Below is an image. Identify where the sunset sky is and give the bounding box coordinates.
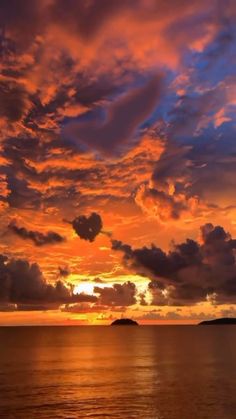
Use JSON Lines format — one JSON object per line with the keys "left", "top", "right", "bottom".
{"left": 0, "top": 0, "right": 236, "bottom": 325}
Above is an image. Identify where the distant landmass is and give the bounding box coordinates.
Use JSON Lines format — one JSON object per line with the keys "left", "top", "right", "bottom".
{"left": 111, "top": 318, "right": 139, "bottom": 326}
{"left": 199, "top": 317, "right": 236, "bottom": 325}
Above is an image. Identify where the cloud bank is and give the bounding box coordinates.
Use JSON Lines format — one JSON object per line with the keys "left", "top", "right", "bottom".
{"left": 112, "top": 223, "right": 236, "bottom": 305}
{"left": 0, "top": 254, "right": 97, "bottom": 310}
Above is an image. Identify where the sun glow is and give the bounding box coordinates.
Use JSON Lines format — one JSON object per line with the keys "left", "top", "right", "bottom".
{"left": 73, "top": 282, "right": 95, "bottom": 296}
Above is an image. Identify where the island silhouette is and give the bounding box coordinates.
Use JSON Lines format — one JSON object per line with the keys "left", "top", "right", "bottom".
{"left": 111, "top": 318, "right": 139, "bottom": 326}
{"left": 199, "top": 317, "right": 236, "bottom": 325}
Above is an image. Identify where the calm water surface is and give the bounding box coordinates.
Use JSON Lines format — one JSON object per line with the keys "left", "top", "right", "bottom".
{"left": 0, "top": 326, "right": 235, "bottom": 419}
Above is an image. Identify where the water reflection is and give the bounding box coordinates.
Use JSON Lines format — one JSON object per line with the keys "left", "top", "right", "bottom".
{"left": 0, "top": 326, "right": 236, "bottom": 418}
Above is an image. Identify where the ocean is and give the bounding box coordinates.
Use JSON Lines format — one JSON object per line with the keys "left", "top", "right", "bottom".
{"left": 0, "top": 326, "right": 235, "bottom": 419}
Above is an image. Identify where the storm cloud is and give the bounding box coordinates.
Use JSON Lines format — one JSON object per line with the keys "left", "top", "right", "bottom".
{"left": 112, "top": 224, "right": 236, "bottom": 305}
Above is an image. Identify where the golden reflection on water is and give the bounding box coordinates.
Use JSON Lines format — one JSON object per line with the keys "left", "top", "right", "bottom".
{"left": 0, "top": 326, "right": 236, "bottom": 418}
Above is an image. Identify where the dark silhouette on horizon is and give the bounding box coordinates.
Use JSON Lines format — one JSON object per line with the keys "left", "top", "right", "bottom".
{"left": 199, "top": 317, "right": 236, "bottom": 325}
{"left": 111, "top": 318, "right": 139, "bottom": 326}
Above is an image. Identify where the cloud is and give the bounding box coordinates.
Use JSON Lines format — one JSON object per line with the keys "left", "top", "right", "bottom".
{"left": 92, "top": 277, "right": 105, "bottom": 284}
{"left": 0, "top": 0, "right": 46, "bottom": 48}
{"left": 135, "top": 182, "right": 190, "bottom": 222}
{"left": 0, "top": 0, "right": 236, "bottom": 322}
{"left": 135, "top": 124, "right": 236, "bottom": 223}
{"left": 8, "top": 220, "right": 65, "bottom": 246}
{"left": 58, "top": 266, "right": 70, "bottom": 277}
{"left": 94, "top": 281, "right": 136, "bottom": 306}
{"left": 6, "top": 177, "right": 42, "bottom": 210}
{"left": 133, "top": 308, "right": 216, "bottom": 322}
{"left": 0, "top": 254, "right": 97, "bottom": 310}
{"left": 135, "top": 309, "right": 182, "bottom": 321}
{"left": 112, "top": 223, "right": 236, "bottom": 305}
{"left": 63, "top": 76, "right": 163, "bottom": 153}
{"left": 0, "top": 0, "right": 235, "bottom": 219}
{"left": 0, "top": 81, "right": 30, "bottom": 122}
{"left": 49, "top": 0, "right": 134, "bottom": 41}
{"left": 61, "top": 302, "right": 126, "bottom": 314}
{"left": 71, "top": 212, "right": 103, "bottom": 242}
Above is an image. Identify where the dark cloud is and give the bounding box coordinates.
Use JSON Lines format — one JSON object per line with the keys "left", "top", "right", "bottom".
{"left": 71, "top": 212, "right": 103, "bottom": 242}
{"left": 6, "top": 176, "right": 42, "bottom": 209}
{"left": 63, "top": 76, "right": 163, "bottom": 153}
{"left": 94, "top": 281, "right": 136, "bottom": 306}
{"left": 50, "top": 0, "right": 135, "bottom": 41}
{"left": 73, "top": 77, "right": 117, "bottom": 108}
{"left": 112, "top": 224, "right": 236, "bottom": 305}
{"left": 58, "top": 266, "right": 70, "bottom": 278}
{"left": 0, "top": 81, "right": 28, "bottom": 122}
{"left": 135, "top": 183, "right": 188, "bottom": 221}
{"left": 0, "top": 0, "right": 45, "bottom": 48}
{"left": 8, "top": 220, "right": 65, "bottom": 246}
{"left": 0, "top": 302, "right": 16, "bottom": 312}
{"left": 141, "top": 122, "right": 236, "bottom": 222}
{"left": 92, "top": 277, "right": 105, "bottom": 284}
{"left": 168, "top": 88, "right": 224, "bottom": 139}
{"left": 112, "top": 238, "right": 201, "bottom": 280}
{"left": 0, "top": 254, "right": 97, "bottom": 310}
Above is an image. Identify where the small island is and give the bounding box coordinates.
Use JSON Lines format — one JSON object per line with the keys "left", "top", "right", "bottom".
{"left": 199, "top": 317, "right": 236, "bottom": 325}
{"left": 111, "top": 318, "right": 139, "bottom": 326}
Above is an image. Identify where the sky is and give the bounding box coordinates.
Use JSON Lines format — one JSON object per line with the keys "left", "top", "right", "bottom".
{"left": 0, "top": 0, "right": 236, "bottom": 325}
